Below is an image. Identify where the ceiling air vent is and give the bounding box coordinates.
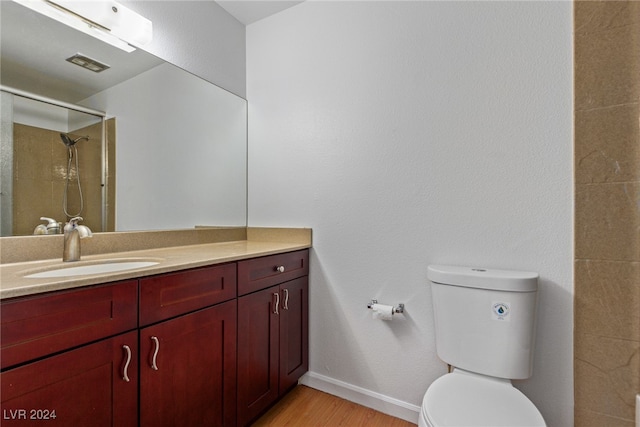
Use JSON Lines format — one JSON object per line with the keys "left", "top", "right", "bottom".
{"left": 66, "top": 53, "right": 110, "bottom": 73}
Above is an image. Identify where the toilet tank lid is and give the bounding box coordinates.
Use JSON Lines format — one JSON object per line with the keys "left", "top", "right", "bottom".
{"left": 427, "top": 265, "right": 538, "bottom": 292}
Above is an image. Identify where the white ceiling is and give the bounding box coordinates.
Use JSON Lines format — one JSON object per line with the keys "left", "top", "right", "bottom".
{"left": 215, "top": 0, "right": 304, "bottom": 25}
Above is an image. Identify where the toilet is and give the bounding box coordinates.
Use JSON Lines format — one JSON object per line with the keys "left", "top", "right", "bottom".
{"left": 419, "top": 265, "right": 546, "bottom": 427}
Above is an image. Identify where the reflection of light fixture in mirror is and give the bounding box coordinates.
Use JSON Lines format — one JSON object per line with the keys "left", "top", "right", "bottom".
{"left": 12, "top": 0, "right": 152, "bottom": 53}
{"left": 66, "top": 53, "right": 110, "bottom": 72}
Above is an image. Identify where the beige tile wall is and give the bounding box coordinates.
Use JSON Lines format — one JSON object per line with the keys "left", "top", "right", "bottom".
{"left": 12, "top": 120, "right": 114, "bottom": 235}
{"left": 105, "top": 118, "right": 116, "bottom": 232}
{"left": 574, "top": 1, "right": 640, "bottom": 425}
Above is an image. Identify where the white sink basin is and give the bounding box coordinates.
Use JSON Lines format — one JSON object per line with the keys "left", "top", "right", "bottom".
{"left": 25, "top": 261, "right": 160, "bottom": 279}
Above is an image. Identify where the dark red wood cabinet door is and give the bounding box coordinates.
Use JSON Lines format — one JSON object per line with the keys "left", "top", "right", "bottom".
{"left": 279, "top": 277, "right": 309, "bottom": 393}
{"left": 0, "top": 330, "right": 138, "bottom": 427}
{"left": 139, "top": 300, "right": 237, "bottom": 427}
{"left": 237, "top": 286, "right": 280, "bottom": 427}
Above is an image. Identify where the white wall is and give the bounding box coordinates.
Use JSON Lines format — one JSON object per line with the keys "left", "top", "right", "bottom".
{"left": 122, "top": 0, "right": 246, "bottom": 98}
{"left": 247, "top": 2, "right": 573, "bottom": 426}
{"left": 10, "top": 96, "right": 101, "bottom": 135}
{"left": 12, "top": 97, "right": 71, "bottom": 132}
{"left": 82, "top": 63, "right": 247, "bottom": 231}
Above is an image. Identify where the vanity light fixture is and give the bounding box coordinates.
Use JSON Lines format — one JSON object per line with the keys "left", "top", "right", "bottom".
{"left": 12, "top": 0, "right": 152, "bottom": 53}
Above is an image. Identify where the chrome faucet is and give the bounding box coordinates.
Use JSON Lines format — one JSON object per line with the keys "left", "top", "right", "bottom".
{"left": 63, "top": 217, "right": 92, "bottom": 262}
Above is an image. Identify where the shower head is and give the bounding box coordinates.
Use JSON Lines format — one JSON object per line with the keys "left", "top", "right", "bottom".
{"left": 60, "top": 133, "right": 89, "bottom": 147}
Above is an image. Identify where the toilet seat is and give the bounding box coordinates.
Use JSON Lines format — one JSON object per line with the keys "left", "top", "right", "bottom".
{"left": 421, "top": 370, "right": 546, "bottom": 427}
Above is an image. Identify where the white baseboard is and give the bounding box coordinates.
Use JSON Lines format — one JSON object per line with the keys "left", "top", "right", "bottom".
{"left": 299, "top": 371, "right": 421, "bottom": 424}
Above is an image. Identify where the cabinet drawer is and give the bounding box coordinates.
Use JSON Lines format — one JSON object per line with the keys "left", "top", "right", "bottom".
{"left": 1, "top": 280, "right": 138, "bottom": 370}
{"left": 139, "top": 263, "right": 236, "bottom": 326}
{"left": 238, "top": 250, "right": 309, "bottom": 296}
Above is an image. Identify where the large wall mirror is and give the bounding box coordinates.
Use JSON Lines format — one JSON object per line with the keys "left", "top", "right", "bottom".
{"left": 0, "top": 1, "right": 247, "bottom": 237}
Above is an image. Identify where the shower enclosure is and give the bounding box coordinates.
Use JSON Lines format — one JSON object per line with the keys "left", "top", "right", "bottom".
{"left": 0, "top": 89, "right": 114, "bottom": 236}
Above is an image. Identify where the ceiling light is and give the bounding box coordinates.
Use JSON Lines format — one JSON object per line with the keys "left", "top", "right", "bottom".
{"left": 12, "top": 0, "right": 152, "bottom": 53}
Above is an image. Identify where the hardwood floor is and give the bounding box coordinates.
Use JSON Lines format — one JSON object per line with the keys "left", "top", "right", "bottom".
{"left": 252, "top": 385, "right": 417, "bottom": 426}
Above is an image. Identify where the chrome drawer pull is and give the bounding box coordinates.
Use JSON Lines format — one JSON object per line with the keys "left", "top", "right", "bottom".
{"left": 151, "top": 336, "right": 160, "bottom": 370}
{"left": 122, "top": 345, "right": 132, "bottom": 382}
{"left": 275, "top": 265, "right": 285, "bottom": 273}
{"left": 273, "top": 292, "right": 280, "bottom": 315}
{"left": 282, "top": 289, "right": 289, "bottom": 310}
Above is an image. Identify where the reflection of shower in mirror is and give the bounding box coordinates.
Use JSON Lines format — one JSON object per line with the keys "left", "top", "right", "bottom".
{"left": 1, "top": 0, "right": 248, "bottom": 235}
{"left": 0, "top": 89, "right": 113, "bottom": 237}
{"left": 60, "top": 133, "right": 90, "bottom": 219}
{"left": 60, "top": 133, "right": 89, "bottom": 147}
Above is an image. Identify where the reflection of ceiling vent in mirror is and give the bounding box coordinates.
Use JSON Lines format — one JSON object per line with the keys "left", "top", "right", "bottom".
{"left": 65, "top": 53, "right": 110, "bottom": 73}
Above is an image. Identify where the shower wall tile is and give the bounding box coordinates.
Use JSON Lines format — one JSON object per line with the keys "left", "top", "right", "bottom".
{"left": 574, "top": 409, "right": 636, "bottom": 427}
{"left": 574, "top": 17, "right": 640, "bottom": 110}
{"left": 105, "top": 118, "right": 116, "bottom": 232}
{"left": 13, "top": 124, "right": 54, "bottom": 182}
{"left": 574, "top": 260, "right": 640, "bottom": 341}
{"left": 78, "top": 189, "right": 104, "bottom": 233}
{"left": 51, "top": 137, "right": 70, "bottom": 182}
{"left": 50, "top": 182, "right": 65, "bottom": 218}
{"left": 574, "top": 2, "right": 640, "bottom": 425}
{"left": 14, "top": 180, "right": 56, "bottom": 234}
{"left": 575, "top": 104, "right": 640, "bottom": 184}
{"left": 574, "top": 333, "right": 639, "bottom": 422}
{"left": 574, "top": 1, "right": 640, "bottom": 35}
{"left": 11, "top": 123, "right": 105, "bottom": 235}
{"left": 575, "top": 182, "right": 640, "bottom": 262}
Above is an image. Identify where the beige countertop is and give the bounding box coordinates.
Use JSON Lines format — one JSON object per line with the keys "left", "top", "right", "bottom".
{"left": 0, "top": 228, "right": 311, "bottom": 300}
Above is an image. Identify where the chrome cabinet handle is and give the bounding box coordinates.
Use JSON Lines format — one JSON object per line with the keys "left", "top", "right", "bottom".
{"left": 273, "top": 292, "right": 280, "bottom": 315}
{"left": 150, "top": 336, "right": 160, "bottom": 370}
{"left": 275, "top": 265, "right": 285, "bottom": 273}
{"left": 282, "top": 288, "right": 289, "bottom": 310}
{"left": 122, "top": 345, "right": 131, "bottom": 382}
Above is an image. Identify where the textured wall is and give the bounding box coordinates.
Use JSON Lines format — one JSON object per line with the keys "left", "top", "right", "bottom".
{"left": 574, "top": 2, "right": 640, "bottom": 426}
{"left": 247, "top": 2, "right": 573, "bottom": 425}
{"left": 122, "top": 0, "right": 246, "bottom": 98}
{"left": 82, "top": 63, "right": 247, "bottom": 231}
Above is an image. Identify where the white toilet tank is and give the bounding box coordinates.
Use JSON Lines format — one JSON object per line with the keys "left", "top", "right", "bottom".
{"left": 428, "top": 265, "right": 539, "bottom": 380}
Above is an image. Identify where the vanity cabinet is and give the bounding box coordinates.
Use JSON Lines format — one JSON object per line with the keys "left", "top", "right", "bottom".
{"left": 139, "top": 265, "right": 237, "bottom": 427}
{"left": 0, "top": 281, "right": 138, "bottom": 426}
{"left": 237, "top": 250, "right": 309, "bottom": 426}
{"left": 0, "top": 249, "right": 309, "bottom": 427}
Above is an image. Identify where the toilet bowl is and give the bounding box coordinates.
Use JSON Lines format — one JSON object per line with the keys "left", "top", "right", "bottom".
{"left": 418, "top": 369, "right": 545, "bottom": 427}
{"left": 424, "top": 265, "right": 547, "bottom": 427}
